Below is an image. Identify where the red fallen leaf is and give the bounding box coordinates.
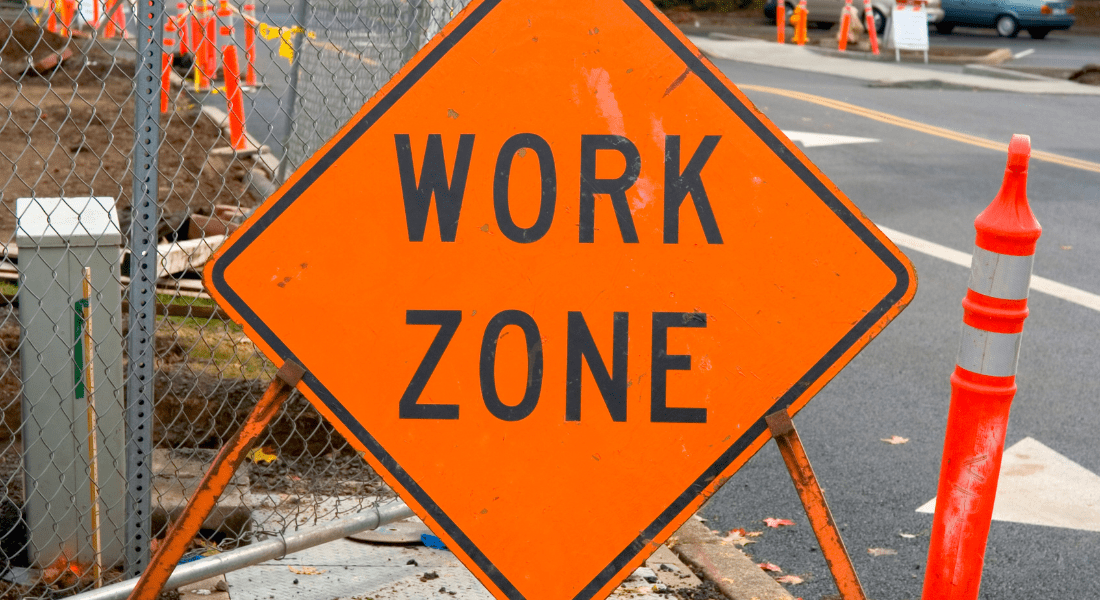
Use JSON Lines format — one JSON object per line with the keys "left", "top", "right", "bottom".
{"left": 764, "top": 518, "right": 795, "bottom": 528}
{"left": 776, "top": 574, "right": 804, "bottom": 584}
{"left": 758, "top": 562, "right": 782, "bottom": 572}
{"left": 730, "top": 528, "right": 747, "bottom": 536}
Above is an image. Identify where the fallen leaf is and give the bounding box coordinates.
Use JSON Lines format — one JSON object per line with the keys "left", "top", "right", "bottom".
{"left": 746, "top": 531, "right": 764, "bottom": 537}
{"left": 868, "top": 548, "right": 898, "bottom": 556}
{"left": 758, "top": 562, "right": 782, "bottom": 572}
{"left": 764, "top": 518, "right": 795, "bottom": 528}
{"left": 248, "top": 447, "right": 278, "bottom": 464}
{"left": 881, "top": 435, "right": 909, "bottom": 445}
{"left": 288, "top": 565, "right": 327, "bottom": 575}
{"left": 900, "top": 533, "right": 917, "bottom": 539}
{"left": 720, "top": 530, "right": 756, "bottom": 546}
{"left": 776, "top": 575, "right": 804, "bottom": 584}
{"left": 1061, "top": 245, "right": 1072, "bottom": 250}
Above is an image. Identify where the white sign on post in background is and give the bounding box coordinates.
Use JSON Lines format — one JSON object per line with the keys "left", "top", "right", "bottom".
{"left": 890, "top": 0, "right": 929, "bottom": 62}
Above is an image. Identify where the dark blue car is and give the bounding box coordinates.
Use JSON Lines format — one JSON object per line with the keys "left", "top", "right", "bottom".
{"left": 936, "top": 0, "right": 1075, "bottom": 38}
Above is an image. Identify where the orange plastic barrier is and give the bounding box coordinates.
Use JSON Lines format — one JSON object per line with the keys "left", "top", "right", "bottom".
{"left": 838, "top": 0, "right": 852, "bottom": 51}
{"left": 863, "top": 0, "right": 879, "bottom": 54}
{"left": 922, "top": 135, "right": 1041, "bottom": 600}
{"left": 162, "top": 19, "right": 178, "bottom": 113}
{"left": 242, "top": 2, "right": 258, "bottom": 87}
{"left": 223, "top": 45, "right": 248, "bottom": 151}
{"left": 776, "top": 0, "right": 786, "bottom": 43}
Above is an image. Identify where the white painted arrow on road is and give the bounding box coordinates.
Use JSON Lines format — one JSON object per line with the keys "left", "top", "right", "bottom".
{"left": 781, "top": 130, "right": 880, "bottom": 148}
{"left": 917, "top": 437, "right": 1100, "bottom": 532}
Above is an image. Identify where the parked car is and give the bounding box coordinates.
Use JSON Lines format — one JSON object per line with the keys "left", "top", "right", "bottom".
{"left": 765, "top": 0, "right": 945, "bottom": 34}
{"left": 936, "top": 0, "right": 1074, "bottom": 37}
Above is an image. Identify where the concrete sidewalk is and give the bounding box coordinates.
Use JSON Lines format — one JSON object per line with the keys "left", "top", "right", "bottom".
{"left": 170, "top": 514, "right": 795, "bottom": 600}
{"left": 689, "top": 35, "right": 1100, "bottom": 95}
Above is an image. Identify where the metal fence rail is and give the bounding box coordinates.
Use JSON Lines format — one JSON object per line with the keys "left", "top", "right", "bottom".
{"left": 0, "top": 0, "right": 467, "bottom": 595}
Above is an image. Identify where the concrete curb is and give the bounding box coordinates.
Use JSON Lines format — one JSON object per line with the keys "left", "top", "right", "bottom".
{"left": 669, "top": 518, "right": 795, "bottom": 600}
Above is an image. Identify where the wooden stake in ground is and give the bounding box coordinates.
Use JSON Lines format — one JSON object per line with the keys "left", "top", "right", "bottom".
{"left": 82, "top": 267, "right": 103, "bottom": 589}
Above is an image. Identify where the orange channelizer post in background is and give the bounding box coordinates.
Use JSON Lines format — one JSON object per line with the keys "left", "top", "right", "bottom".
{"left": 103, "top": 0, "right": 125, "bottom": 39}
{"left": 242, "top": 2, "right": 258, "bottom": 87}
{"left": 206, "top": 0, "right": 219, "bottom": 78}
{"left": 921, "top": 134, "right": 1041, "bottom": 600}
{"left": 223, "top": 45, "right": 248, "bottom": 151}
{"left": 175, "top": 0, "right": 190, "bottom": 55}
{"left": 863, "top": 0, "right": 879, "bottom": 54}
{"left": 776, "top": 0, "right": 786, "bottom": 43}
{"left": 192, "top": 0, "right": 212, "bottom": 91}
{"left": 45, "top": 0, "right": 58, "bottom": 34}
{"left": 162, "top": 19, "right": 178, "bottom": 113}
{"left": 838, "top": 0, "right": 852, "bottom": 50}
{"left": 93, "top": 0, "right": 100, "bottom": 32}
{"left": 59, "top": 0, "right": 76, "bottom": 36}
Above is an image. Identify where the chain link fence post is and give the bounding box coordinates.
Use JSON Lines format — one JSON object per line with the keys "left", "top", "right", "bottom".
{"left": 126, "top": 0, "right": 165, "bottom": 578}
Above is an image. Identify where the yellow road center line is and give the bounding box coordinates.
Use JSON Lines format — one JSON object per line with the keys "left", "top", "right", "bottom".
{"left": 739, "top": 84, "right": 1100, "bottom": 174}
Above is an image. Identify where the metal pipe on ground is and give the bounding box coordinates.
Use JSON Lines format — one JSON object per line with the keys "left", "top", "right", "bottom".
{"left": 65, "top": 500, "right": 414, "bottom": 600}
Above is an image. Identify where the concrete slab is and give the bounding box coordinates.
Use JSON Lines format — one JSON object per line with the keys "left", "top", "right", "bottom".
{"left": 223, "top": 513, "right": 708, "bottom": 600}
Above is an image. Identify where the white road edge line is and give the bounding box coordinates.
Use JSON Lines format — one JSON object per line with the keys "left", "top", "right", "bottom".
{"left": 876, "top": 225, "right": 1100, "bottom": 313}
{"left": 1014, "top": 49, "right": 1036, "bottom": 59}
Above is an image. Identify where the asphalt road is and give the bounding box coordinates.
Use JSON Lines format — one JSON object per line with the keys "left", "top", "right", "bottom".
{"left": 699, "top": 57, "right": 1100, "bottom": 600}
{"left": 929, "top": 27, "right": 1100, "bottom": 69}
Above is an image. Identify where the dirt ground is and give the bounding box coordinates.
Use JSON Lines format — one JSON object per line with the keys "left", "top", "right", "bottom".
{"left": 0, "top": 19, "right": 257, "bottom": 242}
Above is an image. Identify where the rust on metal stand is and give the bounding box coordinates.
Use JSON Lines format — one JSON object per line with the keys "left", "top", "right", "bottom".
{"left": 766, "top": 409, "right": 867, "bottom": 600}
{"left": 126, "top": 360, "right": 306, "bottom": 600}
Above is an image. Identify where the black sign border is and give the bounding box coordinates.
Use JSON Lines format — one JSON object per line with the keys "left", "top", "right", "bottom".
{"left": 210, "top": 1, "right": 912, "bottom": 598}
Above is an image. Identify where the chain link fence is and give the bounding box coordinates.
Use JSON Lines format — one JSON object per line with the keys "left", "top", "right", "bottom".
{"left": 0, "top": 0, "right": 467, "bottom": 595}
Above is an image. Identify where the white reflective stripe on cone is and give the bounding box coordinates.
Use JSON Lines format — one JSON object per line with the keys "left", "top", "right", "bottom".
{"left": 968, "top": 246, "right": 1035, "bottom": 301}
{"left": 957, "top": 324, "right": 1023, "bottom": 377}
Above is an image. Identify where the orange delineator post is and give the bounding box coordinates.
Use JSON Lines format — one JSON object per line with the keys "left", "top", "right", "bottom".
{"left": 175, "top": 0, "right": 190, "bottom": 56}
{"left": 863, "top": 0, "right": 879, "bottom": 54}
{"left": 223, "top": 45, "right": 248, "bottom": 151}
{"left": 838, "top": 0, "right": 853, "bottom": 50}
{"left": 776, "top": 0, "right": 786, "bottom": 43}
{"left": 59, "top": 0, "right": 76, "bottom": 36}
{"left": 204, "top": 0, "right": 218, "bottom": 79}
{"left": 242, "top": 2, "right": 258, "bottom": 87}
{"left": 93, "top": 0, "right": 100, "bottom": 31}
{"left": 103, "top": 0, "right": 125, "bottom": 39}
{"left": 192, "top": 0, "right": 213, "bottom": 91}
{"left": 921, "top": 135, "right": 1041, "bottom": 600}
{"left": 124, "top": 362, "right": 303, "bottom": 600}
{"left": 45, "top": 0, "right": 58, "bottom": 34}
{"left": 794, "top": 0, "right": 808, "bottom": 45}
{"left": 162, "top": 20, "right": 178, "bottom": 113}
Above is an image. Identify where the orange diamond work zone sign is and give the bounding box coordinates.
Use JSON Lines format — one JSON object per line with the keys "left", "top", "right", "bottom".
{"left": 206, "top": 0, "right": 916, "bottom": 598}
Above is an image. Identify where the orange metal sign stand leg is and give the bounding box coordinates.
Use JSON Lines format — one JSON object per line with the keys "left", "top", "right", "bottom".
{"left": 766, "top": 410, "right": 868, "bottom": 600}
{"left": 126, "top": 361, "right": 305, "bottom": 600}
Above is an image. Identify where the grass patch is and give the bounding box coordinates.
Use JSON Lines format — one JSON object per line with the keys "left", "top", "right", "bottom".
{"left": 158, "top": 303, "right": 274, "bottom": 380}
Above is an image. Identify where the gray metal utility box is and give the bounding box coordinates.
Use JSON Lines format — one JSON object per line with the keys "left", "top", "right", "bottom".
{"left": 16, "top": 197, "right": 125, "bottom": 570}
